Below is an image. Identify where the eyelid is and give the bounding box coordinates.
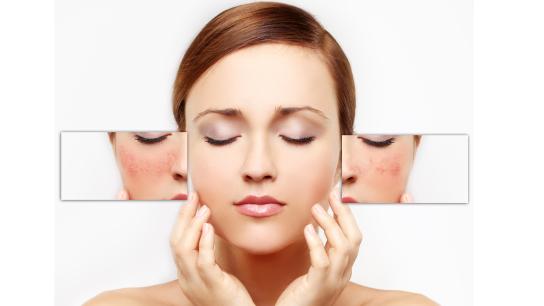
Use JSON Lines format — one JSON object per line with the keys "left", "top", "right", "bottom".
{"left": 204, "top": 135, "right": 240, "bottom": 146}
{"left": 358, "top": 134, "right": 395, "bottom": 141}
{"left": 134, "top": 133, "right": 172, "bottom": 144}
{"left": 135, "top": 132, "right": 172, "bottom": 138}
{"left": 280, "top": 135, "right": 315, "bottom": 145}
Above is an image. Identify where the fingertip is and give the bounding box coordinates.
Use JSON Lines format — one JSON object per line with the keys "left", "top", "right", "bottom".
{"left": 304, "top": 224, "right": 317, "bottom": 236}
{"left": 116, "top": 189, "right": 128, "bottom": 200}
{"left": 400, "top": 193, "right": 413, "bottom": 203}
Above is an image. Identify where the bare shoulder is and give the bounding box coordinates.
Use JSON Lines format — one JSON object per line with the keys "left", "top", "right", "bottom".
{"left": 336, "top": 282, "right": 439, "bottom": 306}
{"left": 82, "top": 281, "right": 189, "bottom": 306}
{"left": 83, "top": 289, "right": 148, "bottom": 306}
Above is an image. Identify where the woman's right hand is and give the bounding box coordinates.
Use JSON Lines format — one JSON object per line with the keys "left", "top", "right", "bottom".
{"left": 170, "top": 192, "right": 255, "bottom": 306}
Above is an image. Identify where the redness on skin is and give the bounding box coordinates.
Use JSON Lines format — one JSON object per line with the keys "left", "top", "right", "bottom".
{"left": 118, "top": 145, "right": 177, "bottom": 177}
{"left": 373, "top": 158, "right": 401, "bottom": 176}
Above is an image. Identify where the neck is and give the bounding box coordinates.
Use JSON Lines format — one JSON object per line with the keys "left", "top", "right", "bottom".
{"left": 215, "top": 235, "right": 311, "bottom": 306}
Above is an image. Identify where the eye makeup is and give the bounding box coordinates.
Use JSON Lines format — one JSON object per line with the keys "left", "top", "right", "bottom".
{"left": 358, "top": 135, "right": 396, "bottom": 148}
{"left": 276, "top": 116, "right": 321, "bottom": 145}
{"left": 134, "top": 132, "right": 172, "bottom": 145}
{"left": 204, "top": 135, "right": 241, "bottom": 146}
{"left": 279, "top": 135, "right": 316, "bottom": 145}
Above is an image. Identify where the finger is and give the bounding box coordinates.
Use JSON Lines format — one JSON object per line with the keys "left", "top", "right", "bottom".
{"left": 170, "top": 191, "right": 199, "bottom": 245}
{"left": 173, "top": 203, "right": 210, "bottom": 285}
{"left": 303, "top": 224, "right": 329, "bottom": 283}
{"left": 400, "top": 193, "right": 413, "bottom": 203}
{"left": 328, "top": 189, "right": 363, "bottom": 248}
{"left": 311, "top": 204, "right": 349, "bottom": 275}
{"left": 116, "top": 189, "right": 129, "bottom": 200}
{"left": 180, "top": 204, "right": 210, "bottom": 252}
{"left": 197, "top": 223, "right": 222, "bottom": 286}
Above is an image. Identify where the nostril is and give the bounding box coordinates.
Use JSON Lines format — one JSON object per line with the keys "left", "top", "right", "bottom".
{"left": 174, "top": 173, "right": 186, "bottom": 181}
{"left": 343, "top": 176, "right": 356, "bottom": 185}
{"left": 244, "top": 173, "right": 273, "bottom": 183}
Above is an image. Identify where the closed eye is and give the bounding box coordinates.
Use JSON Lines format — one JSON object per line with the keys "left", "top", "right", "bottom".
{"left": 204, "top": 136, "right": 241, "bottom": 146}
{"left": 359, "top": 137, "right": 395, "bottom": 148}
{"left": 280, "top": 135, "right": 315, "bottom": 145}
{"left": 135, "top": 133, "right": 171, "bottom": 144}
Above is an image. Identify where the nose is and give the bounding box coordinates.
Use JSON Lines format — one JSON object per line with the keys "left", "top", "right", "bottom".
{"left": 172, "top": 134, "right": 188, "bottom": 182}
{"left": 341, "top": 145, "right": 358, "bottom": 185}
{"left": 241, "top": 135, "right": 277, "bottom": 183}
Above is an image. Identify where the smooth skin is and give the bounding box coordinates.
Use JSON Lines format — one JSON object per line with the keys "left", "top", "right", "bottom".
{"left": 85, "top": 189, "right": 437, "bottom": 306}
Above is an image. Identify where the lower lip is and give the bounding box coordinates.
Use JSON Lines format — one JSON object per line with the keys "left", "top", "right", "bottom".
{"left": 342, "top": 197, "right": 358, "bottom": 203}
{"left": 171, "top": 194, "right": 188, "bottom": 200}
{"left": 235, "top": 203, "right": 284, "bottom": 217}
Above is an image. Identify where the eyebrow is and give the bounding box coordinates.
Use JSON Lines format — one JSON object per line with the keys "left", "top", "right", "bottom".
{"left": 193, "top": 106, "right": 329, "bottom": 122}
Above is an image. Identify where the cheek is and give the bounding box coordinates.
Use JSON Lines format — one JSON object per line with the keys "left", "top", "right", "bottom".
{"left": 118, "top": 146, "right": 176, "bottom": 179}
{"left": 281, "top": 147, "right": 337, "bottom": 204}
{"left": 190, "top": 147, "right": 233, "bottom": 203}
{"left": 361, "top": 153, "right": 411, "bottom": 191}
{"left": 373, "top": 157, "right": 402, "bottom": 176}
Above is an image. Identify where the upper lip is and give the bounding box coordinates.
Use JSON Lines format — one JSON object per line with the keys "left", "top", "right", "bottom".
{"left": 234, "top": 195, "right": 285, "bottom": 205}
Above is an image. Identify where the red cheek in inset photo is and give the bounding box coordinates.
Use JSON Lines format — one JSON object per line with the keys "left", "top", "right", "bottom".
{"left": 118, "top": 145, "right": 177, "bottom": 178}
{"left": 373, "top": 156, "right": 402, "bottom": 177}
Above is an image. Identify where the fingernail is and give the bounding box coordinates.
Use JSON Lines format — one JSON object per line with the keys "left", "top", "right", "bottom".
{"left": 196, "top": 205, "right": 209, "bottom": 218}
{"left": 313, "top": 204, "right": 326, "bottom": 215}
{"left": 305, "top": 224, "right": 316, "bottom": 236}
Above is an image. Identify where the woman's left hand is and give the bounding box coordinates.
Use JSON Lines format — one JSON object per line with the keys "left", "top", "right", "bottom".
{"left": 275, "top": 188, "right": 363, "bottom": 306}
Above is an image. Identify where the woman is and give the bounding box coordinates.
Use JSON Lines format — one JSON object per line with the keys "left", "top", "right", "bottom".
{"left": 341, "top": 134, "right": 421, "bottom": 203}
{"left": 87, "top": 3, "right": 436, "bottom": 305}
{"left": 109, "top": 131, "right": 188, "bottom": 200}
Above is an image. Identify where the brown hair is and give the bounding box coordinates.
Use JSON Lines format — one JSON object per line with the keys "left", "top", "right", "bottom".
{"left": 172, "top": 1, "right": 355, "bottom": 134}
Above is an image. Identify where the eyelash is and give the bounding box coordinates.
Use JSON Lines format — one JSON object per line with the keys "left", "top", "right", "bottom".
{"left": 359, "top": 137, "right": 395, "bottom": 148}
{"left": 203, "top": 136, "right": 240, "bottom": 146}
{"left": 280, "top": 135, "right": 315, "bottom": 145}
{"left": 203, "top": 135, "right": 316, "bottom": 146}
{"left": 135, "top": 134, "right": 170, "bottom": 144}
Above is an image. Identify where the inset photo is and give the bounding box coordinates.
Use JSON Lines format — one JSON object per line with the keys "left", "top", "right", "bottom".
{"left": 341, "top": 134, "right": 468, "bottom": 203}
{"left": 60, "top": 131, "right": 187, "bottom": 200}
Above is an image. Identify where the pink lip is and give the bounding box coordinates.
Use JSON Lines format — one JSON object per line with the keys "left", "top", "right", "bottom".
{"left": 170, "top": 194, "right": 188, "bottom": 201}
{"left": 234, "top": 195, "right": 285, "bottom": 218}
{"left": 341, "top": 196, "right": 358, "bottom": 203}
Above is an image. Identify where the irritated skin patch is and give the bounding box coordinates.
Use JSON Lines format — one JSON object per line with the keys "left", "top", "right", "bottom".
{"left": 118, "top": 145, "right": 177, "bottom": 177}
{"left": 373, "top": 159, "right": 401, "bottom": 176}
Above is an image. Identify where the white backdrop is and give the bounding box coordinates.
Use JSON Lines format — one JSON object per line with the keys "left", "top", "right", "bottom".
{"left": 55, "top": 1, "right": 472, "bottom": 305}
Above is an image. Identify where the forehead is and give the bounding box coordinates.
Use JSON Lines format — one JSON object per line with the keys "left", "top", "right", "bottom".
{"left": 185, "top": 43, "right": 337, "bottom": 121}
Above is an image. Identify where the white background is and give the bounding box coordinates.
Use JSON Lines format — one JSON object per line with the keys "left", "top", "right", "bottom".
{"left": 61, "top": 132, "right": 469, "bottom": 203}
{"left": 5, "top": 1, "right": 544, "bottom": 306}
{"left": 54, "top": 1, "right": 472, "bottom": 306}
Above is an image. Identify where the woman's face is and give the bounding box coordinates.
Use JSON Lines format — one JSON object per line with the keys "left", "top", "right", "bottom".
{"left": 112, "top": 132, "right": 187, "bottom": 200}
{"left": 186, "top": 43, "right": 340, "bottom": 254}
{"left": 341, "top": 135, "right": 417, "bottom": 203}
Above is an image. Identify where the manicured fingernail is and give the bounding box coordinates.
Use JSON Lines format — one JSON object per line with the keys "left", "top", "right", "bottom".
{"left": 196, "top": 205, "right": 209, "bottom": 218}
{"left": 305, "top": 224, "right": 316, "bottom": 236}
{"left": 313, "top": 204, "right": 326, "bottom": 215}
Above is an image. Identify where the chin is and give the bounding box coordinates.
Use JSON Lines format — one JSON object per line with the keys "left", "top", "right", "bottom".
{"left": 220, "top": 221, "right": 298, "bottom": 255}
